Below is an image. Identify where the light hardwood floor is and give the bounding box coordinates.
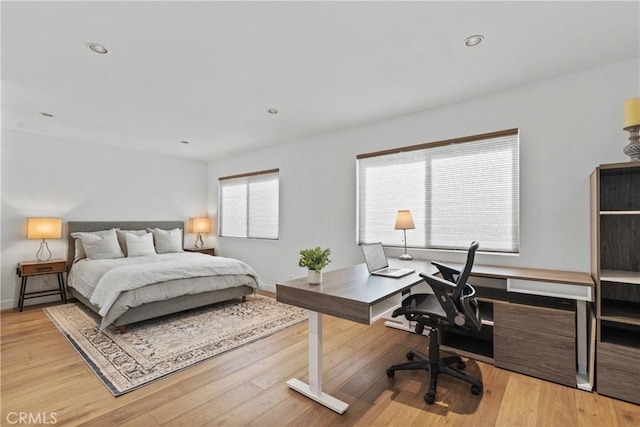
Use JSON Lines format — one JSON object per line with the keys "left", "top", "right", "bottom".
{"left": 1, "top": 301, "right": 639, "bottom": 427}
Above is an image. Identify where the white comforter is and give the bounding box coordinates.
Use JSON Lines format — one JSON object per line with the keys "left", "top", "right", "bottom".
{"left": 68, "top": 252, "right": 259, "bottom": 319}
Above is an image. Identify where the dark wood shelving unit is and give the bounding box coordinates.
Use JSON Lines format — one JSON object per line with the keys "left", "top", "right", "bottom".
{"left": 590, "top": 162, "right": 640, "bottom": 404}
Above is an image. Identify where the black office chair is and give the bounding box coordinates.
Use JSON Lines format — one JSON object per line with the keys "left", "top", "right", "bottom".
{"left": 386, "top": 241, "right": 483, "bottom": 404}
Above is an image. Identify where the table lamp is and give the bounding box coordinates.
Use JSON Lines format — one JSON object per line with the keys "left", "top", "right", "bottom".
{"left": 27, "top": 217, "right": 62, "bottom": 261}
{"left": 623, "top": 97, "right": 640, "bottom": 161}
{"left": 395, "top": 210, "right": 415, "bottom": 260}
{"left": 188, "top": 217, "right": 211, "bottom": 248}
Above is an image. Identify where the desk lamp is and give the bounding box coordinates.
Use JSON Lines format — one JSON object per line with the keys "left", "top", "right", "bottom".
{"left": 395, "top": 210, "right": 415, "bottom": 260}
{"left": 27, "top": 217, "right": 62, "bottom": 261}
{"left": 188, "top": 217, "right": 211, "bottom": 248}
{"left": 623, "top": 97, "right": 640, "bottom": 161}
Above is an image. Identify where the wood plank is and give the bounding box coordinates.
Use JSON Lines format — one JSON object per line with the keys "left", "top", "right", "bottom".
{"left": 494, "top": 374, "right": 541, "bottom": 427}
{"left": 574, "top": 386, "right": 619, "bottom": 427}
{"left": 536, "top": 380, "right": 578, "bottom": 427}
{"left": 1, "top": 304, "right": 636, "bottom": 427}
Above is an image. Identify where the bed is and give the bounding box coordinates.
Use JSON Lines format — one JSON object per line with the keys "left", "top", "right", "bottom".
{"left": 66, "top": 221, "right": 259, "bottom": 333}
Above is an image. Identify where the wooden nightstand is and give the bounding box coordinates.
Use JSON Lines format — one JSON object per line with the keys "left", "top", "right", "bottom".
{"left": 184, "top": 247, "right": 216, "bottom": 256}
{"left": 17, "top": 259, "right": 67, "bottom": 311}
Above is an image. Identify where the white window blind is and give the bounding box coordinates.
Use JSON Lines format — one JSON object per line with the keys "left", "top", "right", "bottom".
{"left": 219, "top": 169, "right": 279, "bottom": 239}
{"left": 357, "top": 129, "right": 519, "bottom": 253}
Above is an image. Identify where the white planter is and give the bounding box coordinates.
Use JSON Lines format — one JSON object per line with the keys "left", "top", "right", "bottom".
{"left": 308, "top": 269, "right": 322, "bottom": 285}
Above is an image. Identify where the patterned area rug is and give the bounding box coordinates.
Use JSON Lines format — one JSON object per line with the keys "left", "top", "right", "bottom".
{"left": 43, "top": 294, "right": 307, "bottom": 396}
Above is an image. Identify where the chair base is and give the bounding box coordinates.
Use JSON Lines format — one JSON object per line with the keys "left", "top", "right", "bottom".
{"left": 387, "top": 329, "right": 483, "bottom": 404}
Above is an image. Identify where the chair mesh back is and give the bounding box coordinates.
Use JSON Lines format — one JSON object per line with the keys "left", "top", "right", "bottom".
{"left": 452, "top": 241, "right": 479, "bottom": 300}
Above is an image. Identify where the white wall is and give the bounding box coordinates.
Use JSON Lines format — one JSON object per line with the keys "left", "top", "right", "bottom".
{"left": 209, "top": 59, "right": 640, "bottom": 291}
{"left": 0, "top": 130, "right": 209, "bottom": 308}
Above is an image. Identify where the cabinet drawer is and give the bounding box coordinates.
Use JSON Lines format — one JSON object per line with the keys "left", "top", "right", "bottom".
{"left": 597, "top": 342, "right": 640, "bottom": 404}
{"left": 494, "top": 302, "right": 575, "bottom": 337}
{"left": 495, "top": 325, "right": 576, "bottom": 387}
{"left": 598, "top": 341, "right": 640, "bottom": 368}
{"left": 20, "top": 261, "right": 66, "bottom": 276}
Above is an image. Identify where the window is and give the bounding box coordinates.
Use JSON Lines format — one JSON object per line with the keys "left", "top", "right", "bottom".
{"left": 219, "top": 169, "right": 279, "bottom": 239}
{"left": 357, "top": 129, "right": 519, "bottom": 253}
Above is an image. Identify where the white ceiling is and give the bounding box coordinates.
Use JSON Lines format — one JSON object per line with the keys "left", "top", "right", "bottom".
{"left": 2, "top": 1, "right": 639, "bottom": 161}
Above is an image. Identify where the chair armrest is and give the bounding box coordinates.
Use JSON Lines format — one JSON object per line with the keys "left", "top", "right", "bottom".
{"left": 419, "top": 272, "right": 456, "bottom": 293}
{"left": 431, "top": 261, "right": 460, "bottom": 283}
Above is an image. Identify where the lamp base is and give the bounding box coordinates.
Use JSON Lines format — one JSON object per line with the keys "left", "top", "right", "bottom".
{"left": 36, "top": 239, "right": 52, "bottom": 262}
{"left": 623, "top": 126, "right": 640, "bottom": 161}
{"left": 399, "top": 253, "right": 413, "bottom": 261}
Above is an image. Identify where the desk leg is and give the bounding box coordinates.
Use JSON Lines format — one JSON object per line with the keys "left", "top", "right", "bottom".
{"left": 286, "top": 310, "right": 349, "bottom": 414}
{"left": 576, "top": 300, "right": 592, "bottom": 391}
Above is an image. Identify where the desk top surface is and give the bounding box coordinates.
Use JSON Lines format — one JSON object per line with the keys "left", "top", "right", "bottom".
{"left": 276, "top": 263, "right": 436, "bottom": 306}
{"left": 436, "top": 262, "right": 593, "bottom": 286}
{"left": 276, "top": 260, "right": 593, "bottom": 323}
{"left": 277, "top": 259, "right": 593, "bottom": 304}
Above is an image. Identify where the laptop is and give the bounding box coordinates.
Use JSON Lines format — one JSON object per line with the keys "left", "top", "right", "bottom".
{"left": 361, "top": 242, "right": 415, "bottom": 278}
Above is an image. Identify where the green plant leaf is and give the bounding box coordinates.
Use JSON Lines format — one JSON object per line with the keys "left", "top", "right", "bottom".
{"left": 298, "top": 246, "right": 332, "bottom": 271}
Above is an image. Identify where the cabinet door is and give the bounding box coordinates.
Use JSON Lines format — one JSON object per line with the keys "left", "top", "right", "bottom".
{"left": 494, "top": 325, "right": 576, "bottom": 387}
{"left": 494, "top": 301, "right": 575, "bottom": 337}
{"left": 597, "top": 342, "right": 640, "bottom": 405}
{"left": 494, "top": 302, "right": 576, "bottom": 387}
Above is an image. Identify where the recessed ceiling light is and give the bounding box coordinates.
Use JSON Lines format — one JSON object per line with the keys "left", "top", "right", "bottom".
{"left": 88, "top": 43, "right": 108, "bottom": 54}
{"left": 39, "top": 112, "right": 54, "bottom": 117}
{"left": 464, "top": 35, "right": 484, "bottom": 47}
{"left": 181, "top": 140, "right": 190, "bottom": 144}
{"left": 267, "top": 109, "right": 278, "bottom": 115}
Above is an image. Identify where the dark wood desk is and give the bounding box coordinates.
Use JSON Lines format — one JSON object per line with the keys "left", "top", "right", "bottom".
{"left": 278, "top": 260, "right": 596, "bottom": 412}
{"left": 276, "top": 263, "right": 435, "bottom": 413}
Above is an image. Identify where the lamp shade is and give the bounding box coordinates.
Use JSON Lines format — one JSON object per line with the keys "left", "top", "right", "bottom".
{"left": 26, "top": 217, "right": 62, "bottom": 239}
{"left": 188, "top": 217, "right": 211, "bottom": 234}
{"left": 624, "top": 97, "right": 640, "bottom": 129}
{"left": 394, "top": 210, "right": 415, "bottom": 230}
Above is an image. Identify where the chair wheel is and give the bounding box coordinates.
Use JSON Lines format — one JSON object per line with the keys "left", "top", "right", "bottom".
{"left": 471, "top": 384, "right": 482, "bottom": 395}
{"left": 457, "top": 361, "right": 466, "bottom": 370}
{"left": 386, "top": 369, "right": 395, "bottom": 378}
{"left": 406, "top": 352, "right": 415, "bottom": 360}
{"left": 424, "top": 392, "right": 436, "bottom": 404}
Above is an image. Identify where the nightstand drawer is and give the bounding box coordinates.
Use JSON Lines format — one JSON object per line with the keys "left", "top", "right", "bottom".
{"left": 19, "top": 260, "right": 66, "bottom": 276}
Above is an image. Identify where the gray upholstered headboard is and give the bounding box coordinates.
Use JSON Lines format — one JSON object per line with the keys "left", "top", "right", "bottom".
{"left": 67, "top": 220, "right": 185, "bottom": 269}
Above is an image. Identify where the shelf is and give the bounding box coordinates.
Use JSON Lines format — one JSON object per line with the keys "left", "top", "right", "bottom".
{"left": 478, "top": 300, "right": 494, "bottom": 325}
{"left": 600, "top": 270, "right": 640, "bottom": 285}
{"left": 600, "top": 323, "right": 640, "bottom": 348}
{"left": 440, "top": 324, "right": 494, "bottom": 362}
{"left": 599, "top": 165, "right": 640, "bottom": 211}
{"left": 600, "top": 299, "right": 640, "bottom": 326}
{"left": 600, "top": 211, "right": 640, "bottom": 215}
{"left": 476, "top": 286, "right": 509, "bottom": 302}
{"left": 441, "top": 345, "right": 494, "bottom": 365}
{"left": 440, "top": 333, "right": 494, "bottom": 363}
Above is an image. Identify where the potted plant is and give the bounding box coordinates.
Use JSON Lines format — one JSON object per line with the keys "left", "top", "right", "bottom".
{"left": 298, "top": 246, "right": 331, "bottom": 284}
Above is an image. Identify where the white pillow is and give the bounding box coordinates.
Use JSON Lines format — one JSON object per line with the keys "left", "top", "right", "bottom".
{"left": 126, "top": 232, "right": 156, "bottom": 257}
{"left": 71, "top": 228, "right": 119, "bottom": 262}
{"left": 73, "top": 238, "right": 86, "bottom": 263}
{"left": 73, "top": 228, "right": 124, "bottom": 260}
{"left": 116, "top": 229, "right": 148, "bottom": 256}
{"left": 148, "top": 227, "right": 184, "bottom": 254}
